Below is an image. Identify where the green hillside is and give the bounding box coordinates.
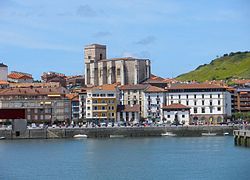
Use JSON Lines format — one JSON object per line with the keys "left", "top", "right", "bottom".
{"left": 176, "top": 52, "right": 250, "bottom": 82}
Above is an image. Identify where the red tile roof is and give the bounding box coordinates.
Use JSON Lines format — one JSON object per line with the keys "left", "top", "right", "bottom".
{"left": 162, "top": 103, "right": 190, "bottom": 110}
{"left": 66, "top": 93, "right": 79, "bottom": 101}
{"left": 91, "top": 84, "right": 119, "bottom": 91}
{"left": 0, "top": 87, "right": 68, "bottom": 96}
{"left": 167, "top": 83, "right": 226, "bottom": 90}
{"left": 0, "top": 80, "right": 9, "bottom": 85}
{"left": 120, "top": 84, "right": 149, "bottom": 90}
{"left": 117, "top": 104, "right": 140, "bottom": 112}
{"left": 144, "top": 85, "right": 165, "bottom": 93}
{"left": 8, "top": 73, "right": 33, "bottom": 80}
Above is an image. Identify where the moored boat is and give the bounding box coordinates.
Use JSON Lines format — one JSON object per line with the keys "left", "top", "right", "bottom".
{"left": 73, "top": 134, "right": 88, "bottom": 138}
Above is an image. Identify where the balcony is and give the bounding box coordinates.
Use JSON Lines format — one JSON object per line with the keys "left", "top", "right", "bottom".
{"left": 92, "top": 109, "right": 107, "bottom": 112}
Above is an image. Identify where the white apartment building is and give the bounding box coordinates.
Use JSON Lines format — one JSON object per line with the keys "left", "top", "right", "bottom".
{"left": 166, "top": 84, "right": 232, "bottom": 124}
{"left": 162, "top": 103, "right": 190, "bottom": 125}
{"left": 143, "top": 85, "right": 166, "bottom": 122}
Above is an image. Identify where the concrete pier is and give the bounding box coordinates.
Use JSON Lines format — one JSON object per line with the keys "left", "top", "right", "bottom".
{"left": 234, "top": 130, "right": 250, "bottom": 147}
{"left": 0, "top": 125, "right": 240, "bottom": 140}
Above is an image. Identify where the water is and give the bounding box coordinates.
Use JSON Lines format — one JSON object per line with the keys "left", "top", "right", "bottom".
{"left": 0, "top": 137, "right": 249, "bottom": 180}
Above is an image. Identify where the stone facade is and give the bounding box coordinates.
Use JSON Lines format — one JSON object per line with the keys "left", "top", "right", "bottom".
{"left": 84, "top": 44, "right": 151, "bottom": 86}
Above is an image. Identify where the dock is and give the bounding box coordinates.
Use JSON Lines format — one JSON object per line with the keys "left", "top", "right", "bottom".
{"left": 234, "top": 130, "right": 250, "bottom": 147}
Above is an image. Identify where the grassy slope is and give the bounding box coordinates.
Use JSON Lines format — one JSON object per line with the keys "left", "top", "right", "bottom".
{"left": 176, "top": 52, "right": 250, "bottom": 82}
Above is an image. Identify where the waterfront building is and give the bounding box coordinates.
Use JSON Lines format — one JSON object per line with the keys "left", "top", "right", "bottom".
{"left": 85, "top": 84, "right": 119, "bottom": 123}
{"left": 8, "top": 71, "right": 33, "bottom": 83}
{"left": 143, "top": 85, "right": 166, "bottom": 122}
{"left": 0, "top": 87, "right": 70, "bottom": 124}
{"left": 84, "top": 44, "right": 151, "bottom": 86}
{"left": 233, "top": 87, "right": 250, "bottom": 112}
{"left": 0, "top": 63, "right": 8, "bottom": 81}
{"left": 66, "top": 94, "right": 80, "bottom": 122}
{"left": 78, "top": 88, "right": 88, "bottom": 121}
{"left": 119, "top": 84, "right": 149, "bottom": 120}
{"left": 117, "top": 104, "right": 140, "bottom": 123}
{"left": 162, "top": 103, "right": 190, "bottom": 125}
{"left": 166, "top": 84, "right": 232, "bottom": 124}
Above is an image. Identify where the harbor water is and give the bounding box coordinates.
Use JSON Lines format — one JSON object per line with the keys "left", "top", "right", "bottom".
{"left": 0, "top": 136, "right": 250, "bottom": 180}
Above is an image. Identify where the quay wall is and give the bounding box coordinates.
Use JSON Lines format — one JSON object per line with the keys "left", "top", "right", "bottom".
{"left": 234, "top": 130, "right": 250, "bottom": 147}
{"left": 0, "top": 126, "right": 240, "bottom": 139}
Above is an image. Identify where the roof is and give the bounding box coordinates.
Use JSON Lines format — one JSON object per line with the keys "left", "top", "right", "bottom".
{"left": 167, "top": 83, "right": 226, "bottom": 90}
{"left": 100, "top": 57, "right": 149, "bottom": 62}
{"left": 0, "top": 87, "right": 68, "bottom": 96}
{"left": 0, "top": 63, "right": 8, "bottom": 67}
{"left": 120, "top": 84, "right": 149, "bottom": 90}
{"left": 8, "top": 73, "right": 33, "bottom": 80}
{"left": 0, "top": 80, "right": 9, "bottom": 85}
{"left": 66, "top": 93, "right": 79, "bottom": 101}
{"left": 162, "top": 103, "right": 190, "bottom": 110}
{"left": 117, "top": 104, "right": 140, "bottom": 112}
{"left": 91, "top": 84, "right": 118, "bottom": 91}
{"left": 232, "top": 79, "right": 250, "bottom": 85}
{"left": 144, "top": 85, "right": 165, "bottom": 93}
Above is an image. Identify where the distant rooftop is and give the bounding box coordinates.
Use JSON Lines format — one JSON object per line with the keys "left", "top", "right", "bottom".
{"left": 0, "top": 63, "right": 8, "bottom": 67}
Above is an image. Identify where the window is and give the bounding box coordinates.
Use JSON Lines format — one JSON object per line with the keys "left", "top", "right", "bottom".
{"left": 182, "top": 115, "right": 185, "bottom": 118}
{"left": 194, "top": 101, "right": 197, "bottom": 106}
{"left": 179, "top": 95, "right": 181, "bottom": 99}
{"left": 218, "top": 94, "right": 221, "bottom": 98}
{"left": 107, "top": 94, "right": 114, "bottom": 97}
{"left": 171, "top": 101, "right": 173, "bottom": 104}
{"left": 218, "top": 100, "right": 221, "bottom": 105}
{"left": 100, "top": 94, "right": 106, "bottom": 97}
{"left": 88, "top": 56, "right": 91, "bottom": 59}
{"left": 178, "top": 100, "right": 181, "bottom": 104}
{"left": 167, "top": 115, "right": 170, "bottom": 118}
{"left": 202, "top": 108, "right": 205, "bottom": 113}
{"left": 101, "top": 100, "right": 106, "bottom": 103}
{"left": 133, "top": 90, "right": 137, "bottom": 93}
{"left": 128, "top": 101, "right": 130, "bottom": 105}
{"left": 202, "top": 100, "right": 205, "bottom": 106}
{"left": 100, "top": 53, "right": 103, "bottom": 60}
{"left": 194, "top": 95, "right": 197, "bottom": 99}
{"left": 210, "top": 101, "right": 212, "bottom": 106}
{"left": 202, "top": 94, "right": 204, "bottom": 99}
{"left": 194, "top": 108, "right": 197, "bottom": 113}
{"left": 117, "top": 68, "right": 121, "bottom": 76}
{"left": 186, "top": 95, "right": 189, "bottom": 99}
{"left": 94, "top": 106, "right": 98, "bottom": 110}
{"left": 102, "top": 106, "right": 106, "bottom": 110}
{"left": 102, "top": 113, "right": 106, "bottom": 117}
{"left": 210, "top": 94, "right": 212, "bottom": 98}
{"left": 217, "top": 107, "right": 221, "bottom": 111}
{"left": 186, "top": 101, "right": 189, "bottom": 105}
{"left": 171, "top": 95, "right": 173, "bottom": 99}
{"left": 210, "top": 107, "right": 213, "bottom": 113}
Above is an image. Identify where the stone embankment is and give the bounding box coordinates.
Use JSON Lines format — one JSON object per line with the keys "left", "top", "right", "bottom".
{"left": 0, "top": 125, "right": 241, "bottom": 139}
{"left": 234, "top": 130, "right": 250, "bottom": 147}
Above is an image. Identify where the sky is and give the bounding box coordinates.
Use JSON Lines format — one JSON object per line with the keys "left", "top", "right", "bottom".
{"left": 0, "top": 0, "right": 249, "bottom": 80}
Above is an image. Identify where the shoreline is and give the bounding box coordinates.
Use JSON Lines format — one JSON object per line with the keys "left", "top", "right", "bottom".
{"left": 0, "top": 125, "right": 241, "bottom": 140}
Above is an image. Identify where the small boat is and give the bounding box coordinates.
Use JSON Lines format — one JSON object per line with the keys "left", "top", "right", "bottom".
{"left": 110, "top": 135, "right": 124, "bottom": 138}
{"left": 202, "top": 132, "right": 217, "bottom": 136}
{"left": 161, "top": 132, "right": 176, "bottom": 137}
{"left": 0, "top": 136, "right": 5, "bottom": 140}
{"left": 73, "top": 134, "right": 88, "bottom": 138}
{"left": 224, "top": 132, "right": 229, "bottom": 136}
